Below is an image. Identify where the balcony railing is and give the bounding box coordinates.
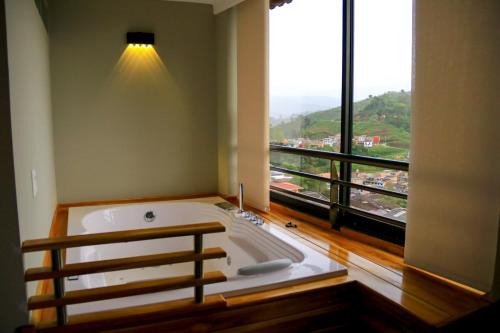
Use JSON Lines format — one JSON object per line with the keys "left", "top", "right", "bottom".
{"left": 270, "top": 144, "right": 409, "bottom": 229}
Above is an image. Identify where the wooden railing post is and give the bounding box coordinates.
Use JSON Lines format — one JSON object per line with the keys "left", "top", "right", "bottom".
{"left": 51, "top": 249, "right": 67, "bottom": 325}
{"left": 194, "top": 234, "right": 203, "bottom": 303}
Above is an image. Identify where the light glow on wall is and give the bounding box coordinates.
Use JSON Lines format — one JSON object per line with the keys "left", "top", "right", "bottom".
{"left": 110, "top": 44, "right": 171, "bottom": 83}
{"left": 99, "top": 44, "right": 181, "bottom": 115}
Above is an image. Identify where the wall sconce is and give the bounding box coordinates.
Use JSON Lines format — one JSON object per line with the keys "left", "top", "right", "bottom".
{"left": 126, "top": 32, "right": 155, "bottom": 47}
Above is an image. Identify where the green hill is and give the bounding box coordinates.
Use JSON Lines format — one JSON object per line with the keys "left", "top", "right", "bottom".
{"left": 270, "top": 90, "right": 411, "bottom": 161}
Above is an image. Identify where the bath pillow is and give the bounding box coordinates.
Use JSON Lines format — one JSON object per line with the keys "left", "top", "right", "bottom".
{"left": 237, "top": 258, "right": 292, "bottom": 276}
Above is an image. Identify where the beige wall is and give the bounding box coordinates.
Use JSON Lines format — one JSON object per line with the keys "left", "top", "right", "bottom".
{"left": 216, "top": 7, "right": 238, "bottom": 197}
{"left": 0, "top": 0, "right": 29, "bottom": 327}
{"left": 405, "top": 0, "right": 500, "bottom": 292}
{"left": 50, "top": 0, "right": 218, "bottom": 203}
{"left": 5, "top": 0, "right": 58, "bottom": 296}
{"left": 236, "top": 0, "right": 270, "bottom": 211}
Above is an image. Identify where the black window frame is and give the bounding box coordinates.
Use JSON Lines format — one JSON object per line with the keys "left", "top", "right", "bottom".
{"left": 269, "top": 0, "right": 409, "bottom": 245}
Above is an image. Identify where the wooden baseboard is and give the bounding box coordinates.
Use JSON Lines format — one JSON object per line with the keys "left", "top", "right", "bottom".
{"left": 339, "top": 226, "right": 404, "bottom": 257}
{"left": 216, "top": 193, "right": 237, "bottom": 202}
{"left": 405, "top": 264, "right": 485, "bottom": 297}
{"left": 58, "top": 192, "right": 220, "bottom": 208}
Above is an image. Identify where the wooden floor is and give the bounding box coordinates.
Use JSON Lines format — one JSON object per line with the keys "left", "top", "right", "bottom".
{"left": 31, "top": 195, "right": 497, "bottom": 332}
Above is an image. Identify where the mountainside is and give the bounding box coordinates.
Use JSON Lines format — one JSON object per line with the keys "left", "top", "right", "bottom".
{"left": 270, "top": 91, "right": 411, "bottom": 159}
{"left": 270, "top": 95, "right": 341, "bottom": 119}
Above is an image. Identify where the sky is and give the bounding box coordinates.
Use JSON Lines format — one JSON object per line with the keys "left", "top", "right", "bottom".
{"left": 270, "top": 0, "right": 413, "bottom": 113}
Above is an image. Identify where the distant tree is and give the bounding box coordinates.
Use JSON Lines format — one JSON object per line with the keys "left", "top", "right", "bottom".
{"left": 303, "top": 116, "right": 312, "bottom": 129}
{"left": 270, "top": 127, "right": 285, "bottom": 143}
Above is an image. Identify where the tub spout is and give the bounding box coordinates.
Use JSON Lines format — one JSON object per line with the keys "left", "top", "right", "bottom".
{"left": 239, "top": 183, "right": 244, "bottom": 212}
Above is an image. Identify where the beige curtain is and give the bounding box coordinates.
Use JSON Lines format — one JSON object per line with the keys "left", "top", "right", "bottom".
{"left": 405, "top": 0, "right": 500, "bottom": 292}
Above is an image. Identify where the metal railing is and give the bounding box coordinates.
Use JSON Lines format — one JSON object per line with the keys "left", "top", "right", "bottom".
{"left": 270, "top": 144, "right": 409, "bottom": 229}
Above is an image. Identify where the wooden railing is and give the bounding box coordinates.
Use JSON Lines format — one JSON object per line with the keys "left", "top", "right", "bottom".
{"left": 21, "top": 222, "right": 227, "bottom": 327}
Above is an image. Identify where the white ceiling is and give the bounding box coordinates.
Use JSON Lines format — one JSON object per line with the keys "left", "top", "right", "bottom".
{"left": 163, "top": 0, "right": 246, "bottom": 14}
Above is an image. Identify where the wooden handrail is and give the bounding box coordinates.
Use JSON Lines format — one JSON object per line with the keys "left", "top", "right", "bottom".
{"left": 25, "top": 247, "right": 227, "bottom": 281}
{"left": 22, "top": 222, "right": 225, "bottom": 252}
{"left": 22, "top": 219, "right": 228, "bottom": 326}
{"left": 28, "top": 271, "right": 226, "bottom": 310}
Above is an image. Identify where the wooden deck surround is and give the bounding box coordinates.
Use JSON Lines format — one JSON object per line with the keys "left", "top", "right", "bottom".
{"left": 27, "top": 194, "right": 498, "bottom": 332}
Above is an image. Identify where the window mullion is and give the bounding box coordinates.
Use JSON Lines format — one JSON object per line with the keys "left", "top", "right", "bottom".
{"left": 335, "top": 0, "right": 354, "bottom": 229}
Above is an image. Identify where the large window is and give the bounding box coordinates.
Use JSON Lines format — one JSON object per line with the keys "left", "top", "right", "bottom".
{"left": 270, "top": 0, "right": 342, "bottom": 202}
{"left": 270, "top": 0, "right": 342, "bottom": 152}
{"left": 269, "top": 0, "right": 412, "bottom": 244}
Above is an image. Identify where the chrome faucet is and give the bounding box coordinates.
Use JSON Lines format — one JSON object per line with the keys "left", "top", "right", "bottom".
{"left": 237, "top": 183, "right": 263, "bottom": 226}
{"left": 238, "top": 183, "right": 244, "bottom": 212}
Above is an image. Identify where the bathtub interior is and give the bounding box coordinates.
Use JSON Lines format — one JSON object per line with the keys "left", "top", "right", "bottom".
{"left": 65, "top": 197, "right": 347, "bottom": 315}
{"left": 69, "top": 201, "right": 305, "bottom": 288}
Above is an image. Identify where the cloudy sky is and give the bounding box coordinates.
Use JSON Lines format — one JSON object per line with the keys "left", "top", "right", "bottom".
{"left": 270, "top": 0, "right": 413, "bottom": 110}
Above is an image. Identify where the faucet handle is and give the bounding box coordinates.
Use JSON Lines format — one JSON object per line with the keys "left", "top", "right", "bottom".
{"left": 239, "top": 183, "right": 244, "bottom": 212}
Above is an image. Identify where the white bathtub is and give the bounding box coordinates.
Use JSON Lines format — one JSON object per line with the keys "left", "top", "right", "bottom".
{"left": 65, "top": 196, "right": 347, "bottom": 315}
